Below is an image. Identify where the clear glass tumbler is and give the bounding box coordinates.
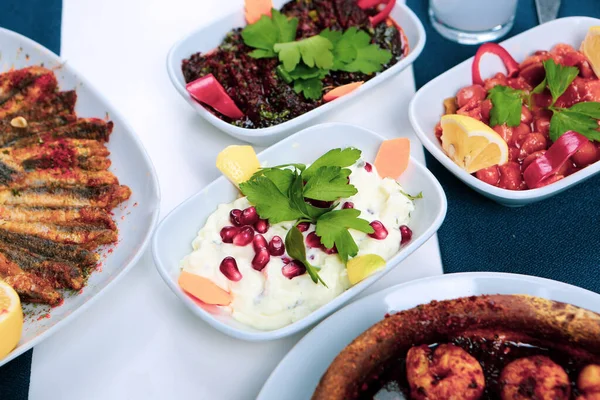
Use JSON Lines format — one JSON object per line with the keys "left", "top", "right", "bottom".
{"left": 429, "top": 0, "right": 518, "bottom": 45}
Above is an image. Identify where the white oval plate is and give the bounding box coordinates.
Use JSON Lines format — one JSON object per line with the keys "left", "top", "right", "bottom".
{"left": 152, "top": 122, "right": 447, "bottom": 341}
{"left": 258, "top": 272, "right": 600, "bottom": 400}
{"left": 0, "top": 28, "right": 161, "bottom": 367}
{"left": 166, "top": 0, "right": 426, "bottom": 146}
{"left": 409, "top": 17, "right": 600, "bottom": 207}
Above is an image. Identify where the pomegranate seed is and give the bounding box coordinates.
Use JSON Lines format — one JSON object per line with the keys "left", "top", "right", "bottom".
{"left": 268, "top": 236, "right": 285, "bottom": 256}
{"left": 364, "top": 162, "right": 373, "bottom": 172}
{"left": 233, "top": 226, "right": 254, "bottom": 246}
{"left": 220, "top": 226, "right": 239, "bottom": 243}
{"left": 282, "top": 260, "right": 306, "bottom": 279}
{"left": 220, "top": 257, "right": 242, "bottom": 281}
{"left": 322, "top": 245, "right": 338, "bottom": 254}
{"left": 229, "top": 209, "right": 242, "bottom": 226}
{"left": 297, "top": 222, "right": 310, "bottom": 232}
{"left": 400, "top": 225, "right": 413, "bottom": 245}
{"left": 306, "top": 231, "right": 322, "bottom": 248}
{"left": 254, "top": 218, "right": 269, "bottom": 233}
{"left": 307, "top": 199, "right": 333, "bottom": 208}
{"left": 253, "top": 234, "right": 267, "bottom": 252}
{"left": 281, "top": 256, "right": 292, "bottom": 265}
{"left": 342, "top": 202, "right": 354, "bottom": 209}
{"left": 368, "top": 220, "right": 388, "bottom": 240}
{"left": 240, "top": 206, "right": 259, "bottom": 225}
{"left": 252, "top": 248, "right": 270, "bottom": 271}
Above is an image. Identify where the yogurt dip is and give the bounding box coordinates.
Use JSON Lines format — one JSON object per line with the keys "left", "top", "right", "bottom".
{"left": 180, "top": 161, "right": 415, "bottom": 330}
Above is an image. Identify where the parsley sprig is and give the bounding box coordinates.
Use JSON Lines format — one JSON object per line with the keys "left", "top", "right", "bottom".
{"left": 238, "top": 148, "right": 374, "bottom": 285}
{"left": 241, "top": 9, "right": 393, "bottom": 100}
{"left": 487, "top": 59, "right": 600, "bottom": 142}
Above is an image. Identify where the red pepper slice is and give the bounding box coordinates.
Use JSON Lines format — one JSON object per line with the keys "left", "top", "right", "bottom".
{"left": 523, "top": 131, "right": 589, "bottom": 189}
{"left": 357, "top": 0, "right": 383, "bottom": 9}
{"left": 472, "top": 43, "right": 520, "bottom": 86}
{"left": 186, "top": 74, "right": 244, "bottom": 120}
{"left": 369, "top": 0, "right": 396, "bottom": 26}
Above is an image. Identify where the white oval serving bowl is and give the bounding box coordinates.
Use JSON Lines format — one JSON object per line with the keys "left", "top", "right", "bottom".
{"left": 166, "top": 1, "right": 426, "bottom": 146}
{"left": 0, "top": 28, "right": 161, "bottom": 367}
{"left": 152, "top": 122, "right": 447, "bottom": 341}
{"left": 409, "top": 17, "right": 600, "bottom": 207}
{"left": 257, "top": 272, "right": 600, "bottom": 400}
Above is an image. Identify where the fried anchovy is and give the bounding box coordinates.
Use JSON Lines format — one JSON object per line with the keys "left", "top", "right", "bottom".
{"left": 0, "top": 71, "right": 58, "bottom": 118}
{"left": 4, "top": 91, "right": 77, "bottom": 123}
{"left": 0, "top": 205, "right": 116, "bottom": 229}
{"left": 0, "top": 66, "right": 53, "bottom": 105}
{"left": 0, "top": 251, "right": 62, "bottom": 305}
{"left": 0, "top": 115, "right": 76, "bottom": 144}
{"left": 4, "top": 169, "right": 120, "bottom": 189}
{"left": 0, "top": 229, "right": 98, "bottom": 266}
{"left": 8, "top": 118, "right": 113, "bottom": 148}
{"left": 0, "top": 184, "right": 131, "bottom": 209}
{"left": 0, "top": 219, "right": 117, "bottom": 248}
{"left": 8, "top": 138, "right": 111, "bottom": 170}
{"left": 0, "top": 241, "right": 84, "bottom": 290}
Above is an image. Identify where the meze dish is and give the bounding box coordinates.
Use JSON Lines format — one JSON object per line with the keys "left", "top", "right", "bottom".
{"left": 177, "top": 139, "right": 419, "bottom": 330}
{"left": 181, "top": 0, "right": 409, "bottom": 128}
{"left": 313, "top": 294, "right": 600, "bottom": 400}
{"left": 436, "top": 26, "right": 600, "bottom": 190}
{"left": 0, "top": 66, "right": 131, "bottom": 357}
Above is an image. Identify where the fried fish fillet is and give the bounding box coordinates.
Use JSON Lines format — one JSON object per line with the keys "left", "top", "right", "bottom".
{"left": 0, "top": 229, "right": 98, "bottom": 267}
{"left": 0, "top": 67, "right": 53, "bottom": 105}
{"left": 0, "top": 220, "right": 117, "bottom": 248}
{"left": 0, "top": 205, "right": 116, "bottom": 229}
{"left": 0, "top": 67, "right": 130, "bottom": 305}
{"left": 0, "top": 241, "right": 84, "bottom": 290}
{"left": 0, "top": 251, "right": 62, "bottom": 305}
{"left": 0, "top": 69, "right": 58, "bottom": 118}
{"left": 0, "top": 185, "right": 131, "bottom": 209}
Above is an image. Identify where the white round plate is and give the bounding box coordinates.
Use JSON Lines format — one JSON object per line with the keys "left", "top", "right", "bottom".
{"left": 257, "top": 272, "right": 600, "bottom": 400}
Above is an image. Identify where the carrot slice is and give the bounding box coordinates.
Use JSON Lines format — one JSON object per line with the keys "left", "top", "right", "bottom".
{"left": 178, "top": 271, "right": 232, "bottom": 306}
{"left": 323, "top": 81, "right": 364, "bottom": 102}
{"left": 245, "top": 0, "right": 273, "bottom": 24}
{"left": 374, "top": 138, "right": 411, "bottom": 179}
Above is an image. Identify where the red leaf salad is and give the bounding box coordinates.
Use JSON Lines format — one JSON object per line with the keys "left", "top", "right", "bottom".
{"left": 181, "top": 0, "right": 409, "bottom": 128}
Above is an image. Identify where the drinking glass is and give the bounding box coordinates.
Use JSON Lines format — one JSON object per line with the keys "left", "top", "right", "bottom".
{"left": 429, "top": 0, "right": 518, "bottom": 45}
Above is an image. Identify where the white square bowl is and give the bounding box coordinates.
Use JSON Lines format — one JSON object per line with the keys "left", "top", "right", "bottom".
{"left": 166, "top": 1, "right": 426, "bottom": 146}
{"left": 409, "top": 17, "right": 600, "bottom": 207}
{"left": 152, "top": 122, "right": 447, "bottom": 341}
{"left": 0, "top": 28, "right": 161, "bottom": 367}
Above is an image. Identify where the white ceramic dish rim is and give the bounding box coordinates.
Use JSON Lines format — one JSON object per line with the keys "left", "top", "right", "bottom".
{"left": 0, "top": 27, "right": 162, "bottom": 366}
{"left": 258, "top": 271, "right": 600, "bottom": 399}
{"left": 166, "top": 1, "right": 426, "bottom": 139}
{"left": 152, "top": 122, "right": 447, "bottom": 341}
{"left": 409, "top": 17, "right": 600, "bottom": 202}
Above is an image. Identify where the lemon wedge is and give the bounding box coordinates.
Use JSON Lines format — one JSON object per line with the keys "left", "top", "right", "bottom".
{"left": 347, "top": 254, "right": 386, "bottom": 285}
{"left": 0, "top": 280, "right": 23, "bottom": 359}
{"left": 581, "top": 26, "right": 600, "bottom": 78}
{"left": 216, "top": 145, "right": 260, "bottom": 187}
{"left": 440, "top": 114, "right": 508, "bottom": 174}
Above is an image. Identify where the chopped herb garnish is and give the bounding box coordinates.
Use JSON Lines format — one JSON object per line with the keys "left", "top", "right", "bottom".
{"left": 239, "top": 148, "right": 374, "bottom": 285}
{"left": 242, "top": 12, "right": 392, "bottom": 100}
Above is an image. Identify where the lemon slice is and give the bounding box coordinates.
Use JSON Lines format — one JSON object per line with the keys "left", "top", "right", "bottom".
{"left": 440, "top": 114, "right": 508, "bottom": 174}
{"left": 0, "top": 280, "right": 23, "bottom": 359}
{"left": 216, "top": 145, "right": 260, "bottom": 187}
{"left": 347, "top": 254, "right": 386, "bottom": 285}
{"left": 581, "top": 26, "right": 600, "bottom": 78}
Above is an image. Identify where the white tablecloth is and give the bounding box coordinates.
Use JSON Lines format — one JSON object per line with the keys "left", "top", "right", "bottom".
{"left": 29, "top": 1, "right": 443, "bottom": 398}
